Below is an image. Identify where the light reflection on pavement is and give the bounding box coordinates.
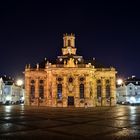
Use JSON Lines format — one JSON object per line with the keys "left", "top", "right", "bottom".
{"left": 0, "top": 105, "right": 140, "bottom": 140}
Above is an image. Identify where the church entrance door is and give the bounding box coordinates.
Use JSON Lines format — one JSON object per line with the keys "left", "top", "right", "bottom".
{"left": 68, "top": 96, "right": 74, "bottom": 106}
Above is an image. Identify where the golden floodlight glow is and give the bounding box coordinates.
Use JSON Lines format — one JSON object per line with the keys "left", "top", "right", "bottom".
{"left": 117, "top": 79, "right": 123, "bottom": 85}
{"left": 16, "top": 79, "right": 23, "bottom": 86}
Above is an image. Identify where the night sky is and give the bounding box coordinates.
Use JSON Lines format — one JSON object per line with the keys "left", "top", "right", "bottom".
{"left": 0, "top": 1, "right": 140, "bottom": 80}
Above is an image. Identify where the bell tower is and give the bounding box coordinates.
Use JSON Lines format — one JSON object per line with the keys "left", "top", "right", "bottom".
{"left": 62, "top": 33, "right": 77, "bottom": 55}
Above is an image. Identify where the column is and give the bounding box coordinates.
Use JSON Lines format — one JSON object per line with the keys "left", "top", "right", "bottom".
{"left": 101, "top": 78, "right": 106, "bottom": 106}
{"left": 25, "top": 77, "right": 30, "bottom": 105}
{"left": 52, "top": 75, "right": 57, "bottom": 107}
{"left": 47, "top": 71, "right": 52, "bottom": 106}
{"left": 44, "top": 76, "right": 48, "bottom": 106}
{"left": 85, "top": 75, "right": 90, "bottom": 106}
{"left": 35, "top": 77, "right": 39, "bottom": 106}
{"left": 62, "top": 76, "right": 67, "bottom": 107}
{"left": 75, "top": 76, "right": 79, "bottom": 107}
{"left": 92, "top": 78, "right": 96, "bottom": 107}
{"left": 110, "top": 77, "right": 116, "bottom": 106}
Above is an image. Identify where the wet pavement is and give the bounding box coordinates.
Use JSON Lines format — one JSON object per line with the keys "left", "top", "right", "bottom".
{"left": 0, "top": 105, "right": 140, "bottom": 140}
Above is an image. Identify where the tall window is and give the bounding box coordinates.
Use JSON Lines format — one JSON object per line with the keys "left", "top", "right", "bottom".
{"left": 80, "top": 84, "right": 84, "bottom": 99}
{"left": 30, "top": 85, "right": 35, "bottom": 99}
{"left": 106, "top": 85, "right": 110, "bottom": 98}
{"left": 57, "top": 84, "right": 62, "bottom": 99}
{"left": 97, "top": 85, "right": 101, "bottom": 99}
{"left": 39, "top": 85, "right": 44, "bottom": 99}
{"left": 97, "top": 79, "right": 101, "bottom": 99}
{"left": 68, "top": 39, "right": 71, "bottom": 46}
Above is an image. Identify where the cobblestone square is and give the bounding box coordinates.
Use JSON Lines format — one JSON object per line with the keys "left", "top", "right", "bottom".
{"left": 0, "top": 105, "right": 140, "bottom": 140}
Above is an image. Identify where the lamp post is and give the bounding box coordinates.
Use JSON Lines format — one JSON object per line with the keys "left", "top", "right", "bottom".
{"left": 16, "top": 79, "right": 23, "bottom": 87}
{"left": 117, "top": 79, "right": 123, "bottom": 86}
{"left": 16, "top": 79, "right": 24, "bottom": 104}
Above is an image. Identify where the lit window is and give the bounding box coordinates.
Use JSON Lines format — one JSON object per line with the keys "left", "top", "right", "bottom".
{"left": 80, "top": 84, "right": 84, "bottom": 99}
{"left": 30, "top": 85, "right": 35, "bottom": 99}
{"left": 57, "top": 84, "right": 62, "bottom": 99}
{"left": 97, "top": 85, "right": 101, "bottom": 99}
{"left": 39, "top": 85, "right": 44, "bottom": 99}
{"left": 68, "top": 39, "right": 71, "bottom": 46}
{"left": 106, "top": 85, "right": 110, "bottom": 98}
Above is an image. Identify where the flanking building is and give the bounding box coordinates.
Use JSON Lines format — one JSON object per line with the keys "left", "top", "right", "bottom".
{"left": 117, "top": 76, "right": 140, "bottom": 104}
{"left": 0, "top": 76, "right": 24, "bottom": 104}
{"left": 24, "top": 34, "right": 117, "bottom": 107}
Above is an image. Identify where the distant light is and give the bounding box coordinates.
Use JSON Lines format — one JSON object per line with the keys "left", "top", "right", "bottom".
{"left": 117, "top": 79, "right": 123, "bottom": 85}
{"left": 130, "top": 97, "right": 136, "bottom": 104}
{"left": 21, "top": 96, "right": 25, "bottom": 101}
{"left": 6, "top": 96, "right": 11, "bottom": 101}
{"left": 16, "top": 79, "right": 23, "bottom": 86}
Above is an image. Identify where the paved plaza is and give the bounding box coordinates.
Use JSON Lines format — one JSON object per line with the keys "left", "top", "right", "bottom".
{"left": 0, "top": 105, "right": 140, "bottom": 140}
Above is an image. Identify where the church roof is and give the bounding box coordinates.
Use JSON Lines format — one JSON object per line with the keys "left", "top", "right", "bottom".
{"left": 35, "top": 55, "right": 109, "bottom": 69}
{"left": 84, "top": 59, "right": 109, "bottom": 68}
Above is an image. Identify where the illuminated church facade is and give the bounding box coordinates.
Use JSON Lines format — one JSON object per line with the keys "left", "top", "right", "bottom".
{"left": 24, "top": 34, "right": 117, "bottom": 107}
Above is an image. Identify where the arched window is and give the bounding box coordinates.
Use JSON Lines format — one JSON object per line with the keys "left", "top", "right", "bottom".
{"left": 30, "top": 85, "right": 35, "bottom": 99}
{"left": 80, "top": 84, "right": 84, "bottom": 99}
{"left": 97, "top": 80, "right": 101, "bottom": 84}
{"left": 39, "top": 85, "right": 44, "bottom": 99}
{"left": 97, "top": 85, "right": 101, "bottom": 99}
{"left": 106, "top": 80, "right": 110, "bottom": 84}
{"left": 31, "top": 80, "right": 35, "bottom": 84}
{"left": 106, "top": 85, "right": 110, "bottom": 98}
{"left": 57, "top": 84, "right": 62, "bottom": 99}
{"left": 39, "top": 80, "right": 44, "bottom": 84}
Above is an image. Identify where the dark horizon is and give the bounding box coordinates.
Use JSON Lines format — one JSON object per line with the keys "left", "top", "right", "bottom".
{"left": 0, "top": 1, "right": 140, "bottom": 79}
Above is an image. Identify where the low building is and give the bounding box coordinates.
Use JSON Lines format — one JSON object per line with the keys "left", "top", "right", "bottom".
{"left": 25, "top": 33, "right": 117, "bottom": 107}
{"left": 0, "top": 78, "right": 4, "bottom": 103}
{"left": 117, "top": 76, "right": 140, "bottom": 104}
{"left": 0, "top": 76, "right": 24, "bottom": 104}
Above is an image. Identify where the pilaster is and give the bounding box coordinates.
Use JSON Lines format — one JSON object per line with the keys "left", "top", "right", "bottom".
{"left": 52, "top": 76, "right": 57, "bottom": 107}
{"left": 85, "top": 76, "right": 90, "bottom": 106}
{"left": 35, "top": 77, "right": 39, "bottom": 106}
{"left": 92, "top": 78, "right": 96, "bottom": 107}
{"left": 101, "top": 78, "right": 106, "bottom": 106}
{"left": 62, "top": 76, "right": 67, "bottom": 107}
{"left": 25, "top": 77, "right": 30, "bottom": 105}
{"left": 75, "top": 76, "right": 80, "bottom": 107}
{"left": 110, "top": 77, "right": 116, "bottom": 106}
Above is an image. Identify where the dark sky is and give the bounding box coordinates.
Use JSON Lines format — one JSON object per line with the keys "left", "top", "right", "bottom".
{"left": 0, "top": 1, "right": 140, "bottom": 79}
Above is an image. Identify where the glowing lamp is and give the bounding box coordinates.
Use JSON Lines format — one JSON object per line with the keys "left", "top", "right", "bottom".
{"left": 117, "top": 79, "right": 123, "bottom": 85}
{"left": 16, "top": 79, "right": 23, "bottom": 86}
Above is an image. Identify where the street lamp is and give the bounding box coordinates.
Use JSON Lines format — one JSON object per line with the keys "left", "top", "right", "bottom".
{"left": 117, "top": 79, "right": 123, "bottom": 85}
{"left": 16, "top": 79, "right": 24, "bottom": 104}
{"left": 16, "top": 79, "right": 23, "bottom": 86}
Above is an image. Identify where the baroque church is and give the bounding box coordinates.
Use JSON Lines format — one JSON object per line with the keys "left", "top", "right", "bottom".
{"left": 24, "top": 34, "right": 117, "bottom": 107}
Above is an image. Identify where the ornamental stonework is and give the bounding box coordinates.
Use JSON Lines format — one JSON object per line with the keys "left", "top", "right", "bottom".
{"left": 24, "top": 33, "right": 117, "bottom": 107}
